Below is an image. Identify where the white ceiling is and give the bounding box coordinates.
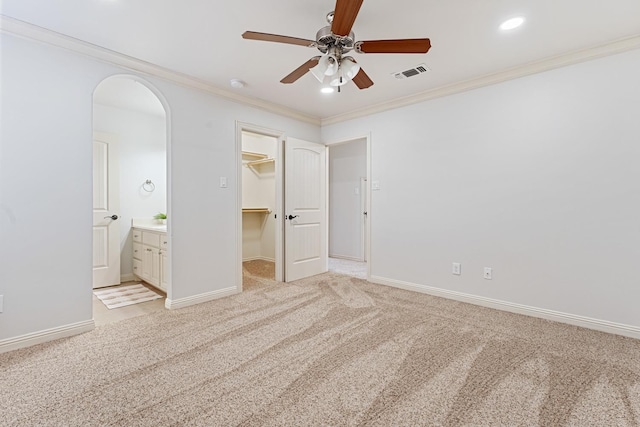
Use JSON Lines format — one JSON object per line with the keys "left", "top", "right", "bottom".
{"left": 2, "top": 0, "right": 640, "bottom": 121}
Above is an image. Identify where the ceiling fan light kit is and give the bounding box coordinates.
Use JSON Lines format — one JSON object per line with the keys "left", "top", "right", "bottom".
{"left": 241, "top": 0, "right": 431, "bottom": 91}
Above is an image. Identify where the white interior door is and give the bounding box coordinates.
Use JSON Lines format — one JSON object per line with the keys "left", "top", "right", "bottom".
{"left": 93, "top": 132, "right": 121, "bottom": 288}
{"left": 284, "top": 137, "right": 327, "bottom": 282}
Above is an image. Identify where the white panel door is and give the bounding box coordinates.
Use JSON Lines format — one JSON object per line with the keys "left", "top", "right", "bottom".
{"left": 284, "top": 138, "right": 327, "bottom": 281}
{"left": 93, "top": 132, "right": 120, "bottom": 288}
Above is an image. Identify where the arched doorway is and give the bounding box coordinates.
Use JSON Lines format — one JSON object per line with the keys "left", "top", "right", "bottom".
{"left": 91, "top": 75, "right": 170, "bottom": 324}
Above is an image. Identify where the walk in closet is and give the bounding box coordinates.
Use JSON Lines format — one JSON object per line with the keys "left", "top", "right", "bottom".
{"left": 242, "top": 131, "right": 277, "bottom": 274}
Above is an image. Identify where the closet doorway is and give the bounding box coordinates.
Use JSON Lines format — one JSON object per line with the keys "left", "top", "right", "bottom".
{"left": 240, "top": 129, "right": 281, "bottom": 289}
{"left": 327, "top": 137, "right": 370, "bottom": 280}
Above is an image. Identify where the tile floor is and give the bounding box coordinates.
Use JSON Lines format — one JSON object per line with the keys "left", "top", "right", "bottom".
{"left": 328, "top": 257, "right": 367, "bottom": 279}
{"left": 92, "top": 281, "right": 166, "bottom": 326}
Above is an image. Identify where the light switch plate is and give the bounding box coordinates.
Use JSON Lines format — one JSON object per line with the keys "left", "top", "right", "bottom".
{"left": 484, "top": 267, "right": 492, "bottom": 280}
{"left": 452, "top": 262, "right": 461, "bottom": 275}
{"left": 219, "top": 176, "right": 228, "bottom": 188}
{"left": 0, "top": 295, "right": 4, "bottom": 313}
{"left": 372, "top": 181, "right": 380, "bottom": 191}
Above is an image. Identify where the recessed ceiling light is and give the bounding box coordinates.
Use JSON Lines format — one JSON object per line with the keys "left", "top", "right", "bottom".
{"left": 320, "top": 87, "right": 335, "bottom": 94}
{"left": 500, "top": 16, "right": 525, "bottom": 31}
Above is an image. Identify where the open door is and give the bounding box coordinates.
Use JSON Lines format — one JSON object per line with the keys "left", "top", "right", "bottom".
{"left": 284, "top": 137, "right": 327, "bottom": 281}
{"left": 92, "top": 132, "right": 121, "bottom": 288}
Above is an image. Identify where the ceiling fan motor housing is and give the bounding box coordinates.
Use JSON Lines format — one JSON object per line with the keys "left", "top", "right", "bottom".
{"left": 315, "top": 26, "right": 355, "bottom": 55}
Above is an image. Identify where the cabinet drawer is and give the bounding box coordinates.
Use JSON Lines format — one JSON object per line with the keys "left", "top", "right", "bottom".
{"left": 142, "top": 231, "right": 160, "bottom": 247}
{"left": 132, "top": 229, "right": 142, "bottom": 243}
{"left": 133, "top": 242, "right": 142, "bottom": 260}
{"left": 133, "top": 259, "right": 142, "bottom": 278}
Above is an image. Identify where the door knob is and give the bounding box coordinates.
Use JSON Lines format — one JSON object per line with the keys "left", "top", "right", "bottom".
{"left": 104, "top": 214, "right": 119, "bottom": 220}
{"left": 287, "top": 215, "right": 299, "bottom": 220}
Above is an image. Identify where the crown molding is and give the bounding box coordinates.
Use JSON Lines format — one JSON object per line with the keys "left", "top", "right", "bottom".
{"left": 0, "top": 15, "right": 321, "bottom": 126}
{"left": 3, "top": 15, "right": 639, "bottom": 129}
{"left": 321, "top": 34, "right": 640, "bottom": 126}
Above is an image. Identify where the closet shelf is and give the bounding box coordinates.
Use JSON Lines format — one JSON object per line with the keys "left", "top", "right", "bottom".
{"left": 242, "top": 151, "right": 268, "bottom": 160}
{"left": 242, "top": 208, "right": 272, "bottom": 214}
{"left": 246, "top": 158, "right": 275, "bottom": 167}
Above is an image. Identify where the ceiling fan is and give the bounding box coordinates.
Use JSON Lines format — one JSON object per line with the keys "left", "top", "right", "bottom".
{"left": 242, "top": 0, "right": 431, "bottom": 91}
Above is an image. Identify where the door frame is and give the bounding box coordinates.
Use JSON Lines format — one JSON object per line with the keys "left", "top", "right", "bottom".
{"left": 235, "top": 122, "right": 285, "bottom": 288}
{"left": 325, "top": 134, "right": 372, "bottom": 279}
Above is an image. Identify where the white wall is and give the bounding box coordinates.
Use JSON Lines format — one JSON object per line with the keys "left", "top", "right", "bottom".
{"left": 93, "top": 103, "right": 167, "bottom": 279}
{"left": 329, "top": 139, "right": 366, "bottom": 260}
{"left": 0, "top": 32, "right": 319, "bottom": 345}
{"left": 242, "top": 132, "right": 277, "bottom": 261}
{"left": 322, "top": 48, "right": 640, "bottom": 330}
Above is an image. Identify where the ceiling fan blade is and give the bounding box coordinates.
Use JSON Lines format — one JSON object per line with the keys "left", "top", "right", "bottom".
{"left": 280, "top": 57, "right": 321, "bottom": 84}
{"left": 352, "top": 67, "right": 374, "bottom": 89}
{"left": 356, "top": 38, "right": 431, "bottom": 54}
{"left": 242, "top": 31, "right": 316, "bottom": 48}
{"left": 331, "top": 0, "right": 364, "bottom": 36}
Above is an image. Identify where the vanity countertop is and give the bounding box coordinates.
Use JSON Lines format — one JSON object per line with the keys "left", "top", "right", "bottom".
{"left": 131, "top": 217, "right": 167, "bottom": 232}
{"left": 132, "top": 224, "right": 167, "bottom": 232}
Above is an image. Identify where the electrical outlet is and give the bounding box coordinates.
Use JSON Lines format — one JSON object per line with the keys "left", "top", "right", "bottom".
{"left": 484, "top": 267, "right": 492, "bottom": 280}
{"left": 452, "top": 262, "right": 461, "bottom": 275}
{"left": 0, "top": 295, "right": 3, "bottom": 313}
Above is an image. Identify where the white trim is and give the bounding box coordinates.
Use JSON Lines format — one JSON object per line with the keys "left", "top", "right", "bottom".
{"left": 321, "top": 35, "right": 640, "bottom": 126}
{"left": 370, "top": 275, "right": 640, "bottom": 340}
{"left": 164, "top": 286, "right": 238, "bottom": 310}
{"left": 0, "top": 320, "right": 95, "bottom": 354}
{"left": 0, "top": 16, "right": 319, "bottom": 126}
{"left": 242, "top": 256, "right": 276, "bottom": 262}
{"left": 329, "top": 254, "right": 364, "bottom": 262}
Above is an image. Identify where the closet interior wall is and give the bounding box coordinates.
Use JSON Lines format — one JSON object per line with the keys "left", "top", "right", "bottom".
{"left": 241, "top": 132, "right": 277, "bottom": 262}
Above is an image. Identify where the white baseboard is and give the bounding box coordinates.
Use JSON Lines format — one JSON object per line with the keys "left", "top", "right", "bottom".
{"left": 370, "top": 275, "right": 640, "bottom": 340}
{"left": 329, "top": 254, "right": 365, "bottom": 262}
{"left": 165, "top": 286, "right": 238, "bottom": 310}
{"left": 242, "top": 256, "right": 275, "bottom": 262}
{"left": 0, "top": 320, "right": 95, "bottom": 354}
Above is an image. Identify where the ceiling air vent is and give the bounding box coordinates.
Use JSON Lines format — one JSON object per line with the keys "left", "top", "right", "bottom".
{"left": 393, "top": 63, "right": 431, "bottom": 80}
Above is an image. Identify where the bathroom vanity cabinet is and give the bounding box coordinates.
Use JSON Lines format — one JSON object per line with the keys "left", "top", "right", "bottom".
{"left": 132, "top": 227, "right": 168, "bottom": 292}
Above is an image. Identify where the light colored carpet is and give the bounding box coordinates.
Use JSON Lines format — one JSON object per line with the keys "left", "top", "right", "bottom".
{"left": 2, "top": 271, "right": 640, "bottom": 426}
{"left": 243, "top": 260, "right": 276, "bottom": 291}
{"left": 93, "top": 283, "right": 163, "bottom": 309}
